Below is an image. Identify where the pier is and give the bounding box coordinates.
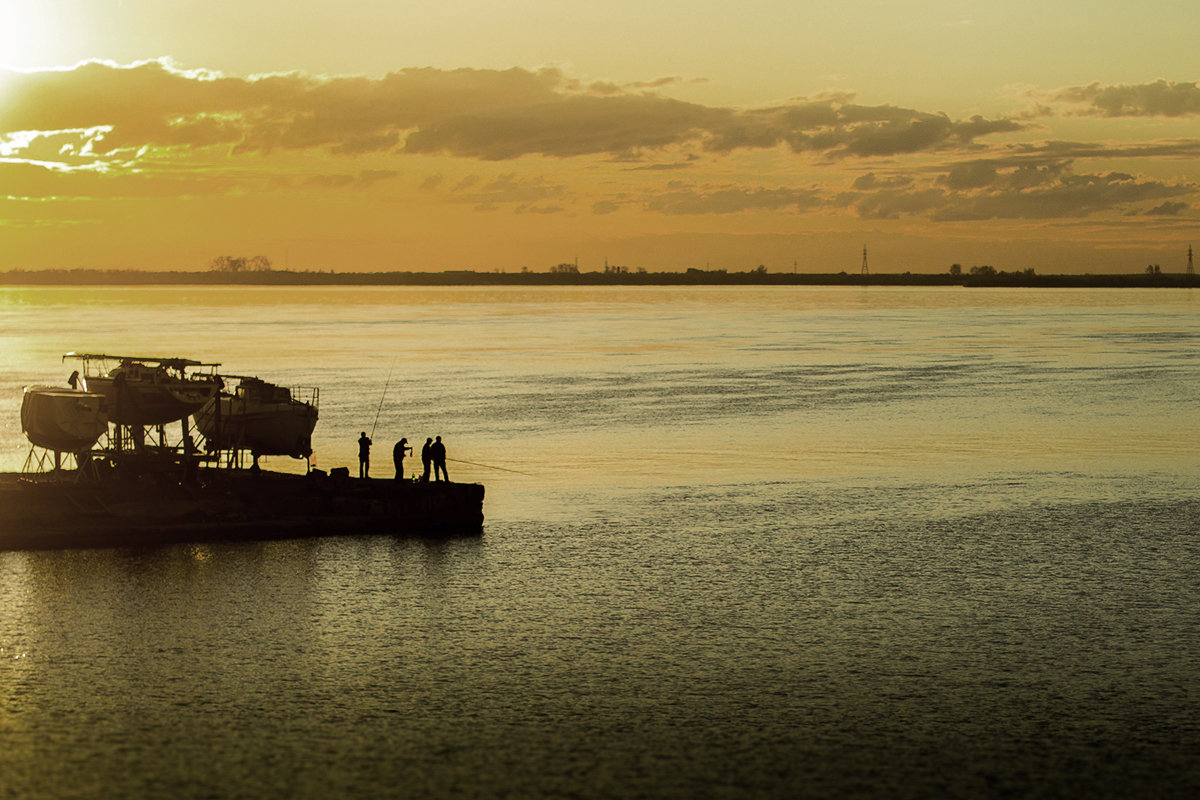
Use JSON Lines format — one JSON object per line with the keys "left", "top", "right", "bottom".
{"left": 0, "top": 469, "right": 484, "bottom": 551}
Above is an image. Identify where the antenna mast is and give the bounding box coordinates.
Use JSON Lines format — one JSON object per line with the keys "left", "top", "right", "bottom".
{"left": 861, "top": 246, "right": 869, "bottom": 276}
{"left": 1188, "top": 245, "right": 1194, "bottom": 276}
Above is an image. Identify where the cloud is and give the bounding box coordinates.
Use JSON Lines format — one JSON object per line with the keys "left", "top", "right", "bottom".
{"left": 302, "top": 169, "right": 397, "bottom": 189}
{"left": 625, "top": 161, "right": 696, "bottom": 171}
{"left": 847, "top": 159, "right": 1194, "bottom": 221}
{"left": 587, "top": 76, "right": 686, "bottom": 95}
{"left": 0, "top": 127, "right": 112, "bottom": 168}
{"left": 627, "top": 77, "right": 688, "bottom": 90}
{"left": 6, "top": 60, "right": 1190, "bottom": 229}
{"left": 852, "top": 172, "right": 913, "bottom": 190}
{"left": 822, "top": 112, "right": 1021, "bottom": 158}
{"left": 402, "top": 93, "right": 728, "bottom": 159}
{"left": 1144, "top": 201, "right": 1189, "bottom": 216}
{"left": 1056, "top": 80, "right": 1200, "bottom": 117}
{"left": 0, "top": 60, "right": 1024, "bottom": 169}
{"left": 453, "top": 174, "right": 480, "bottom": 191}
{"left": 1007, "top": 140, "right": 1200, "bottom": 161}
{"left": 330, "top": 132, "right": 402, "bottom": 155}
{"left": 515, "top": 204, "right": 564, "bottom": 215}
{"left": 931, "top": 171, "right": 1190, "bottom": 221}
{"left": 704, "top": 103, "right": 1022, "bottom": 158}
{"left": 942, "top": 160, "right": 998, "bottom": 190}
{"left": 0, "top": 159, "right": 242, "bottom": 199}
{"left": 855, "top": 187, "right": 948, "bottom": 220}
{"left": 0, "top": 155, "right": 396, "bottom": 199}
{"left": 0, "top": 60, "right": 569, "bottom": 157}
{"left": 443, "top": 172, "right": 566, "bottom": 211}
{"left": 940, "top": 159, "right": 1071, "bottom": 191}
{"left": 645, "top": 183, "right": 822, "bottom": 215}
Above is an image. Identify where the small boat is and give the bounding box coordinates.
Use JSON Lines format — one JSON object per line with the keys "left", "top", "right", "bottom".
{"left": 194, "top": 376, "right": 318, "bottom": 458}
{"left": 21, "top": 386, "right": 108, "bottom": 452}
{"left": 64, "top": 353, "right": 221, "bottom": 426}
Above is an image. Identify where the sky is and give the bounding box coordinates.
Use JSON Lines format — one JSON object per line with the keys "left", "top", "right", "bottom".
{"left": 1, "top": 0, "right": 1199, "bottom": 273}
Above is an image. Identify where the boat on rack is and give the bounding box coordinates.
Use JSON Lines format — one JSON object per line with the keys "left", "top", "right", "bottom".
{"left": 20, "top": 387, "right": 109, "bottom": 453}
{"left": 64, "top": 353, "right": 221, "bottom": 426}
{"left": 194, "top": 376, "right": 318, "bottom": 459}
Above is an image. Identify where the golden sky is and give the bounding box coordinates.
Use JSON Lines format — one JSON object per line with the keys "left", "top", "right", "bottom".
{"left": 2, "top": 0, "right": 1199, "bottom": 273}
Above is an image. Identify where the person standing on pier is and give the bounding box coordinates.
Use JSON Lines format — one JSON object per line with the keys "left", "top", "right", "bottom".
{"left": 393, "top": 437, "right": 411, "bottom": 480}
{"left": 358, "top": 431, "right": 372, "bottom": 478}
{"left": 431, "top": 436, "right": 449, "bottom": 482}
{"left": 420, "top": 437, "right": 433, "bottom": 482}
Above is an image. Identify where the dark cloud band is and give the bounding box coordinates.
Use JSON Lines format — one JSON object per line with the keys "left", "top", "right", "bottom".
{"left": 0, "top": 60, "right": 1021, "bottom": 164}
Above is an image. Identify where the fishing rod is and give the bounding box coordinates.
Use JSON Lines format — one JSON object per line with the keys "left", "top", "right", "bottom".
{"left": 446, "top": 457, "right": 538, "bottom": 477}
{"left": 369, "top": 359, "right": 396, "bottom": 440}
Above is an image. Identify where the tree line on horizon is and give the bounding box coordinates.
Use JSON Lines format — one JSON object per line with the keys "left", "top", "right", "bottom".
{"left": 209, "top": 255, "right": 273, "bottom": 272}
{"left": 2, "top": 264, "right": 1197, "bottom": 288}
{"left": 0, "top": 255, "right": 1195, "bottom": 287}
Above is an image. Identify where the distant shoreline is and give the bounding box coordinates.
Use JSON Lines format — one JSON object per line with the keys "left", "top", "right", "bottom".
{"left": 1, "top": 269, "right": 1197, "bottom": 289}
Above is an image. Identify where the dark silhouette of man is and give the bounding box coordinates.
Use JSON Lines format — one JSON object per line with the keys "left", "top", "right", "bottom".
{"left": 358, "top": 431, "right": 372, "bottom": 478}
{"left": 431, "top": 435, "right": 448, "bottom": 482}
{"left": 393, "top": 437, "right": 411, "bottom": 480}
{"left": 420, "top": 437, "right": 433, "bottom": 482}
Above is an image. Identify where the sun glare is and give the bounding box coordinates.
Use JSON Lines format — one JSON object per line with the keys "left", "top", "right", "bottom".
{"left": 0, "top": 2, "right": 61, "bottom": 71}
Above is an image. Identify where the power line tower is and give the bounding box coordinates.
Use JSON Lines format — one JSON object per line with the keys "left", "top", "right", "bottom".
{"left": 861, "top": 246, "right": 869, "bottom": 276}
{"left": 1188, "top": 245, "right": 1194, "bottom": 275}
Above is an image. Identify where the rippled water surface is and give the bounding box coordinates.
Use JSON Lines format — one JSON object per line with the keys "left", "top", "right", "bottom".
{"left": 1, "top": 286, "right": 1199, "bottom": 798}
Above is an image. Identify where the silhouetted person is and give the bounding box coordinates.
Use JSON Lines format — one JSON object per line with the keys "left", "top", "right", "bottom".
{"left": 393, "top": 437, "right": 411, "bottom": 480}
{"left": 431, "top": 435, "right": 448, "bottom": 482}
{"left": 420, "top": 437, "right": 433, "bottom": 482}
{"left": 358, "top": 431, "right": 372, "bottom": 478}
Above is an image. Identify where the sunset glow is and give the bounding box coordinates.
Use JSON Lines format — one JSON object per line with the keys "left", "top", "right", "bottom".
{"left": 2, "top": 1, "right": 1199, "bottom": 273}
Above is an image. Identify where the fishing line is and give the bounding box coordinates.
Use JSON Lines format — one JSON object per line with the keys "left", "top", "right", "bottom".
{"left": 369, "top": 358, "right": 396, "bottom": 440}
{"left": 446, "top": 457, "right": 537, "bottom": 477}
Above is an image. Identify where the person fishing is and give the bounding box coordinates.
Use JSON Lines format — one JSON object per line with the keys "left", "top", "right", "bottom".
{"left": 358, "top": 431, "right": 372, "bottom": 478}
{"left": 420, "top": 437, "right": 433, "bottom": 482}
{"left": 393, "top": 437, "right": 411, "bottom": 480}
{"left": 431, "top": 435, "right": 448, "bottom": 482}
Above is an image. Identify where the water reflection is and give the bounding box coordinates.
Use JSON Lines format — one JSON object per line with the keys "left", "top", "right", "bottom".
{"left": 1, "top": 287, "right": 1198, "bottom": 796}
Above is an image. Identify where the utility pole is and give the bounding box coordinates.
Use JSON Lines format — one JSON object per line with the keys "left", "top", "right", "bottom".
{"left": 861, "top": 246, "right": 869, "bottom": 276}
{"left": 1188, "top": 245, "right": 1194, "bottom": 275}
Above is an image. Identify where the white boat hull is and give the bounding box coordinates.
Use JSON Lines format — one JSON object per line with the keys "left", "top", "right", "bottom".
{"left": 194, "top": 397, "right": 318, "bottom": 458}
{"left": 21, "top": 388, "right": 108, "bottom": 452}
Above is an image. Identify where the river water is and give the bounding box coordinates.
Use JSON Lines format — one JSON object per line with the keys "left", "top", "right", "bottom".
{"left": 0, "top": 286, "right": 1198, "bottom": 798}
